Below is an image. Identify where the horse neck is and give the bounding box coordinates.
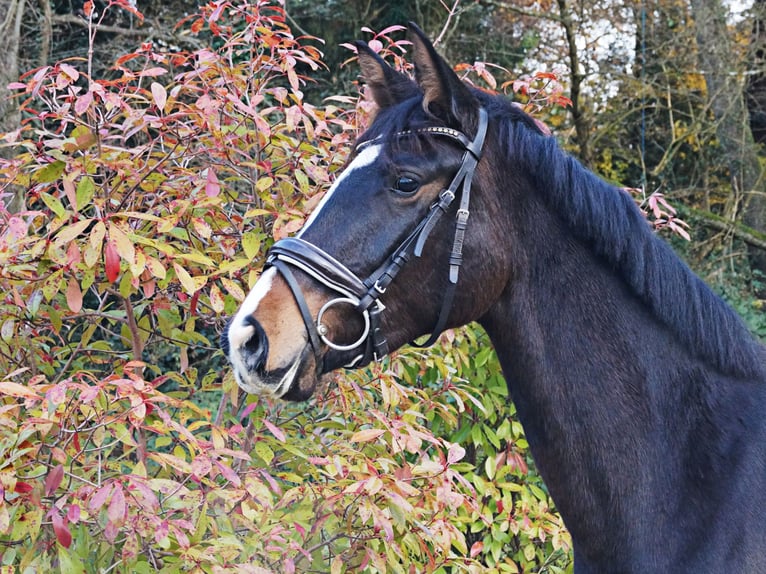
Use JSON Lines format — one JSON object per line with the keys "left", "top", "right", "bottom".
{"left": 477, "top": 190, "right": 765, "bottom": 561}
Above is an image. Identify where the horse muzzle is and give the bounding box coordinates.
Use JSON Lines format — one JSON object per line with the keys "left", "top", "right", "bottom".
{"left": 222, "top": 311, "right": 319, "bottom": 401}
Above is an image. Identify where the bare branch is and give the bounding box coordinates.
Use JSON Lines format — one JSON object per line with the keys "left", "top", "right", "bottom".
{"left": 479, "top": 0, "right": 563, "bottom": 23}
{"left": 51, "top": 13, "right": 204, "bottom": 51}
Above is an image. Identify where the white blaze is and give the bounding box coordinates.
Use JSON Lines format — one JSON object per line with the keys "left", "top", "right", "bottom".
{"left": 227, "top": 144, "right": 381, "bottom": 394}
{"left": 297, "top": 144, "right": 381, "bottom": 237}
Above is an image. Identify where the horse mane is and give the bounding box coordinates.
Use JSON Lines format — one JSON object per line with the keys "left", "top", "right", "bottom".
{"left": 358, "top": 92, "right": 764, "bottom": 379}
{"left": 487, "top": 94, "right": 765, "bottom": 380}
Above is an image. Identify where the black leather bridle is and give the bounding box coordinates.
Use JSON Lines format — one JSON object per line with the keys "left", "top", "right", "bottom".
{"left": 264, "top": 107, "right": 489, "bottom": 370}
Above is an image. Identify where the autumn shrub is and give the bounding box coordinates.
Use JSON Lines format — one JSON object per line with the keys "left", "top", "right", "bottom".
{"left": 0, "top": 1, "right": 574, "bottom": 572}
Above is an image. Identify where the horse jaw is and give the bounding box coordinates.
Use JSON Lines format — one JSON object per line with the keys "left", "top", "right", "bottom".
{"left": 232, "top": 344, "right": 320, "bottom": 401}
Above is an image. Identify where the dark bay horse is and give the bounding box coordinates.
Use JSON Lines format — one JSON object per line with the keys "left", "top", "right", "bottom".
{"left": 222, "top": 23, "right": 766, "bottom": 572}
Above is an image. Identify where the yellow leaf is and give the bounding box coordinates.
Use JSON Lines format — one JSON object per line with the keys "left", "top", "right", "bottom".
{"left": 149, "top": 452, "right": 192, "bottom": 474}
{"left": 53, "top": 219, "right": 92, "bottom": 247}
{"left": 220, "top": 277, "right": 245, "bottom": 301}
{"left": 89, "top": 220, "right": 106, "bottom": 251}
{"left": 145, "top": 255, "right": 166, "bottom": 279}
{"left": 173, "top": 263, "right": 197, "bottom": 295}
{"left": 0, "top": 381, "right": 40, "bottom": 400}
{"left": 209, "top": 283, "right": 225, "bottom": 313}
{"left": 108, "top": 223, "right": 135, "bottom": 263}
{"left": 349, "top": 428, "right": 385, "bottom": 443}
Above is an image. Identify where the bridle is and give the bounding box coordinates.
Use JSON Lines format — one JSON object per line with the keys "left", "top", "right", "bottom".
{"left": 264, "top": 107, "right": 489, "bottom": 370}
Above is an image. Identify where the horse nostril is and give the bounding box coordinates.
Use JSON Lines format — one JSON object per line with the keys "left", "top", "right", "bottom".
{"left": 241, "top": 316, "right": 269, "bottom": 374}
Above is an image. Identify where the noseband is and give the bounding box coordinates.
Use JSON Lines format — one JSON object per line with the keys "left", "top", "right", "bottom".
{"left": 264, "top": 107, "right": 489, "bottom": 370}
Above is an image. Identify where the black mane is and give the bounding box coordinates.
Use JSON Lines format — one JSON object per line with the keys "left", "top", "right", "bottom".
{"left": 360, "top": 91, "right": 765, "bottom": 379}
{"left": 491, "top": 95, "right": 765, "bottom": 379}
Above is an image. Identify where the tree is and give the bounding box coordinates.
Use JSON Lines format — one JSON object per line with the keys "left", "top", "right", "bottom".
{"left": 688, "top": 0, "right": 766, "bottom": 276}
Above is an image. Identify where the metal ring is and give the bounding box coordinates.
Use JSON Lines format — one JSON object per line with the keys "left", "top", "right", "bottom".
{"left": 316, "top": 297, "right": 371, "bottom": 351}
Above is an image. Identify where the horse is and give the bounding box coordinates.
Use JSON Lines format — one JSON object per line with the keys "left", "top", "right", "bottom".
{"left": 221, "top": 23, "right": 766, "bottom": 573}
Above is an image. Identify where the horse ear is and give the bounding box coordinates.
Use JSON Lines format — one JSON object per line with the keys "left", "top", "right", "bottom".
{"left": 355, "top": 41, "right": 419, "bottom": 109}
{"left": 407, "top": 22, "right": 479, "bottom": 130}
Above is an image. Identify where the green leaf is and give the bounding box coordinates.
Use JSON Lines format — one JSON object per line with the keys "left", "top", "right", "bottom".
{"left": 34, "top": 160, "right": 65, "bottom": 184}
{"left": 254, "top": 442, "right": 274, "bottom": 465}
{"left": 40, "top": 192, "right": 67, "bottom": 219}
{"left": 57, "top": 545, "right": 86, "bottom": 574}
{"left": 242, "top": 230, "right": 262, "bottom": 260}
{"left": 76, "top": 176, "right": 96, "bottom": 209}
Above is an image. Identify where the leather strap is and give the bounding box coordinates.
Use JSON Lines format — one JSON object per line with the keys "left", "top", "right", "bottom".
{"left": 269, "top": 258, "right": 323, "bottom": 372}
{"left": 264, "top": 107, "right": 489, "bottom": 365}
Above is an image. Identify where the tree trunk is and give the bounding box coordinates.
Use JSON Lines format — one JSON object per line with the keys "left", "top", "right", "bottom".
{"left": 688, "top": 0, "right": 766, "bottom": 276}
{"left": 555, "top": 0, "right": 593, "bottom": 167}
{"left": 0, "top": 0, "right": 25, "bottom": 212}
{"left": 746, "top": 0, "right": 766, "bottom": 145}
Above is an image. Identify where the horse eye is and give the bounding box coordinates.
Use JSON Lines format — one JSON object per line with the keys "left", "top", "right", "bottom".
{"left": 393, "top": 176, "right": 420, "bottom": 195}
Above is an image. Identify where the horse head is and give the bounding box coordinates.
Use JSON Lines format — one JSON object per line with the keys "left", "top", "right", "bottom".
{"left": 222, "top": 24, "right": 512, "bottom": 400}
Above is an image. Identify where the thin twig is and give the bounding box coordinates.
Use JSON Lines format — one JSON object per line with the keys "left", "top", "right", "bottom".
{"left": 433, "top": 0, "right": 461, "bottom": 47}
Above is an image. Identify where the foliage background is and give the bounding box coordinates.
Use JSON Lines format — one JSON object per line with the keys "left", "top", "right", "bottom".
{"left": 0, "top": 0, "right": 763, "bottom": 572}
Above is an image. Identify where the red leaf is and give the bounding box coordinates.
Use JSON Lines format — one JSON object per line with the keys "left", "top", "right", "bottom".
{"left": 14, "top": 482, "right": 33, "bottom": 494}
{"left": 45, "top": 464, "right": 64, "bottom": 496}
{"left": 104, "top": 241, "right": 120, "bottom": 283}
{"left": 83, "top": 1, "right": 93, "bottom": 16}
{"left": 51, "top": 512, "right": 72, "bottom": 548}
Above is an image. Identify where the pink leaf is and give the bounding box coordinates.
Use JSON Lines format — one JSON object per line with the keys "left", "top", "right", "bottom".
{"left": 89, "top": 483, "right": 113, "bottom": 513}
{"left": 446, "top": 442, "right": 466, "bottom": 465}
{"left": 66, "top": 504, "right": 81, "bottom": 524}
{"left": 138, "top": 67, "right": 167, "bottom": 78}
{"left": 214, "top": 460, "right": 242, "bottom": 487}
{"left": 74, "top": 90, "right": 93, "bottom": 115}
{"left": 107, "top": 484, "right": 126, "bottom": 524}
{"left": 240, "top": 402, "right": 258, "bottom": 419}
{"left": 262, "top": 419, "right": 286, "bottom": 443}
{"left": 45, "top": 464, "right": 64, "bottom": 496}
{"left": 51, "top": 512, "right": 72, "bottom": 548}
{"left": 205, "top": 168, "right": 220, "bottom": 198}
{"left": 191, "top": 455, "right": 212, "bottom": 479}
{"left": 368, "top": 39, "right": 383, "bottom": 53}
{"left": 66, "top": 278, "right": 83, "bottom": 313}
{"left": 470, "top": 540, "right": 484, "bottom": 558}
{"left": 151, "top": 82, "right": 167, "bottom": 113}
{"left": 59, "top": 63, "right": 79, "bottom": 82}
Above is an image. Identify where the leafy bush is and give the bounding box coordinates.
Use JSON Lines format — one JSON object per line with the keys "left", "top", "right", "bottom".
{"left": 0, "top": 1, "right": 573, "bottom": 572}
